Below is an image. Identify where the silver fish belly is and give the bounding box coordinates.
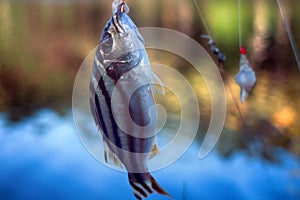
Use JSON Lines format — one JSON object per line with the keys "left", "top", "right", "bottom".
{"left": 235, "top": 54, "right": 256, "bottom": 103}
{"left": 89, "top": 2, "right": 169, "bottom": 199}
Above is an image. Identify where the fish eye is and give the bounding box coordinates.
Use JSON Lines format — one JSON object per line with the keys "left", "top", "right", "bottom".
{"left": 101, "top": 32, "right": 113, "bottom": 54}
{"left": 102, "top": 32, "right": 112, "bottom": 42}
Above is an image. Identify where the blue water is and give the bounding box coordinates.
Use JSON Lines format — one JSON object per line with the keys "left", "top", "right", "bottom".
{"left": 0, "top": 110, "right": 299, "bottom": 200}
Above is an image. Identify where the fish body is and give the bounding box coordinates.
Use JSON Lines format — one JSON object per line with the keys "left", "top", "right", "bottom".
{"left": 89, "top": 2, "right": 169, "bottom": 199}
{"left": 235, "top": 54, "right": 256, "bottom": 103}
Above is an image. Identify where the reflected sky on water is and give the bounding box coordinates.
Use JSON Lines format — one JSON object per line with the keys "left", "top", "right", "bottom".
{"left": 0, "top": 110, "right": 299, "bottom": 200}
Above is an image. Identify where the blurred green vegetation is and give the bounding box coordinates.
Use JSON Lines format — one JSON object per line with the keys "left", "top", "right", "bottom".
{"left": 0, "top": 0, "right": 300, "bottom": 160}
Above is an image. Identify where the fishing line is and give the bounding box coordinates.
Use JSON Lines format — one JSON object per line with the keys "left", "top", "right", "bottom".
{"left": 192, "top": 3, "right": 260, "bottom": 181}
{"left": 192, "top": 0, "right": 252, "bottom": 133}
{"left": 192, "top": 0, "right": 247, "bottom": 126}
{"left": 238, "top": 0, "right": 242, "bottom": 48}
{"left": 192, "top": 1, "right": 278, "bottom": 197}
{"left": 276, "top": 0, "right": 300, "bottom": 71}
{"left": 192, "top": 0, "right": 212, "bottom": 37}
{"left": 237, "top": 2, "right": 278, "bottom": 196}
{"left": 191, "top": 1, "right": 277, "bottom": 196}
{"left": 235, "top": 0, "right": 256, "bottom": 104}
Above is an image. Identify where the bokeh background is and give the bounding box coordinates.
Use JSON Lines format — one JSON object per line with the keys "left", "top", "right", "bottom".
{"left": 1, "top": 0, "right": 300, "bottom": 199}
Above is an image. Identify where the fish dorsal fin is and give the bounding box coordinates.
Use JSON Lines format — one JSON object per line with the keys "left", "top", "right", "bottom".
{"left": 152, "top": 72, "right": 165, "bottom": 95}
{"left": 148, "top": 142, "right": 160, "bottom": 160}
{"left": 103, "top": 141, "right": 124, "bottom": 169}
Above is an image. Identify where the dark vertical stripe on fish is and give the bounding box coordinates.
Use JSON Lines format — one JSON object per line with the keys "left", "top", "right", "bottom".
{"left": 95, "top": 94, "right": 109, "bottom": 138}
{"left": 114, "top": 82, "right": 134, "bottom": 153}
{"left": 104, "top": 150, "right": 108, "bottom": 162}
{"left": 131, "top": 173, "right": 152, "bottom": 194}
{"left": 115, "top": 13, "right": 125, "bottom": 33}
{"left": 98, "top": 77, "right": 122, "bottom": 149}
{"left": 140, "top": 181, "right": 152, "bottom": 194}
{"left": 112, "top": 14, "right": 124, "bottom": 34}
{"left": 130, "top": 181, "right": 147, "bottom": 198}
{"left": 134, "top": 193, "right": 142, "bottom": 200}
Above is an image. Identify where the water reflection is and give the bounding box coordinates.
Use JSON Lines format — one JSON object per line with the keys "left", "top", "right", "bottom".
{"left": 0, "top": 110, "right": 299, "bottom": 200}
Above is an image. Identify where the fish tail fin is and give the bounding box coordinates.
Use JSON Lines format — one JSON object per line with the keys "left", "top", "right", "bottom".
{"left": 240, "top": 88, "right": 248, "bottom": 103}
{"left": 128, "top": 173, "right": 171, "bottom": 200}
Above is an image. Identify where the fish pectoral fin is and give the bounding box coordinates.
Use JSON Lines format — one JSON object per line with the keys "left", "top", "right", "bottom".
{"left": 152, "top": 72, "right": 165, "bottom": 95}
{"left": 148, "top": 143, "right": 160, "bottom": 160}
{"left": 103, "top": 140, "right": 124, "bottom": 169}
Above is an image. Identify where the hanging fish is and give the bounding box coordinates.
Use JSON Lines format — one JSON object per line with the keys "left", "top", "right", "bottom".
{"left": 89, "top": 1, "right": 169, "bottom": 199}
{"left": 235, "top": 47, "right": 256, "bottom": 103}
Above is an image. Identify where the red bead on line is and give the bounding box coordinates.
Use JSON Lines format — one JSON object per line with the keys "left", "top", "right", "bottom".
{"left": 240, "top": 47, "right": 247, "bottom": 55}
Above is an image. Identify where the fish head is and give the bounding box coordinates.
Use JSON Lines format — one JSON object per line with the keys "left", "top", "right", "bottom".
{"left": 100, "top": 2, "right": 145, "bottom": 59}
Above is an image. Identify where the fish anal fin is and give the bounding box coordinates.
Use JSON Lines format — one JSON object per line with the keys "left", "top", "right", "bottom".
{"left": 148, "top": 143, "right": 160, "bottom": 160}
{"left": 103, "top": 140, "right": 124, "bottom": 169}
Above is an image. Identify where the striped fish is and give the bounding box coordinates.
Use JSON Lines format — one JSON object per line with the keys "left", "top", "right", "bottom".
{"left": 89, "top": 1, "right": 170, "bottom": 200}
